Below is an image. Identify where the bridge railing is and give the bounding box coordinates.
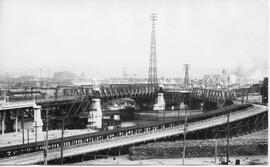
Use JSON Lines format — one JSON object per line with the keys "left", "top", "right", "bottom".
{"left": 34, "top": 95, "right": 79, "bottom": 103}
{"left": 0, "top": 100, "right": 36, "bottom": 110}
{"left": 6, "top": 84, "right": 159, "bottom": 103}
{"left": 163, "top": 84, "right": 192, "bottom": 92}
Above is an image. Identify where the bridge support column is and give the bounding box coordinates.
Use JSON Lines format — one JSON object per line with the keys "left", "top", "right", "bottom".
{"left": 153, "top": 93, "right": 165, "bottom": 111}
{"left": 1, "top": 112, "right": 5, "bottom": 135}
{"left": 118, "top": 149, "right": 121, "bottom": 156}
{"left": 88, "top": 99, "right": 102, "bottom": 129}
{"left": 33, "top": 105, "right": 43, "bottom": 134}
{"left": 15, "top": 110, "right": 18, "bottom": 133}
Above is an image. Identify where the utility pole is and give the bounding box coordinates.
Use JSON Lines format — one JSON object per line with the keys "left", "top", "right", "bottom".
{"left": 182, "top": 105, "right": 188, "bottom": 165}
{"left": 59, "top": 98, "right": 79, "bottom": 164}
{"left": 178, "top": 103, "right": 180, "bottom": 119}
{"left": 44, "top": 105, "right": 49, "bottom": 165}
{"left": 60, "top": 118, "right": 65, "bottom": 165}
{"left": 27, "top": 129, "right": 29, "bottom": 147}
{"left": 21, "top": 111, "right": 25, "bottom": 145}
{"left": 215, "top": 139, "right": 218, "bottom": 164}
{"left": 224, "top": 94, "right": 230, "bottom": 165}
{"left": 35, "top": 121, "right": 37, "bottom": 143}
{"left": 189, "top": 94, "right": 192, "bottom": 116}
{"left": 163, "top": 109, "right": 165, "bottom": 120}
{"left": 246, "top": 88, "right": 249, "bottom": 105}
{"left": 226, "top": 113, "right": 230, "bottom": 165}
{"left": 241, "top": 90, "right": 244, "bottom": 106}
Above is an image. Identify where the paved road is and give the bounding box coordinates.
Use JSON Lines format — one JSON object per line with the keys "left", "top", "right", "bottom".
{"left": 0, "top": 104, "right": 267, "bottom": 165}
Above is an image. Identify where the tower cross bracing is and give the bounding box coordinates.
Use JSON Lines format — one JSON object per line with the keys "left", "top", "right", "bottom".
{"left": 148, "top": 14, "right": 158, "bottom": 85}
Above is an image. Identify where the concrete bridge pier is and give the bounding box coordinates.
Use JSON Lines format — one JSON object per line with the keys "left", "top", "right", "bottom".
{"left": 1, "top": 112, "right": 5, "bottom": 135}
{"left": 33, "top": 105, "right": 43, "bottom": 134}
{"left": 14, "top": 111, "right": 18, "bottom": 133}
{"left": 88, "top": 99, "right": 102, "bottom": 129}
{"left": 153, "top": 93, "right": 165, "bottom": 111}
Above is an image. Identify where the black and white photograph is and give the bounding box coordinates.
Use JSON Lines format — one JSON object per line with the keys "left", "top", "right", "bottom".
{"left": 0, "top": 0, "right": 268, "bottom": 165}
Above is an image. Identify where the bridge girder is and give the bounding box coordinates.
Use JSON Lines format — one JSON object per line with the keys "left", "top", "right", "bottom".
{"left": 191, "top": 88, "right": 235, "bottom": 105}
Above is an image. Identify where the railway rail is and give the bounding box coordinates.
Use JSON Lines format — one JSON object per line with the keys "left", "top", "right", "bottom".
{"left": 0, "top": 104, "right": 267, "bottom": 165}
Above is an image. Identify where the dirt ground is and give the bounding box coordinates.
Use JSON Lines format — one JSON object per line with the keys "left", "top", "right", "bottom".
{"left": 76, "top": 155, "right": 268, "bottom": 165}
{"left": 76, "top": 129, "right": 268, "bottom": 166}
{"left": 235, "top": 129, "right": 268, "bottom": 140}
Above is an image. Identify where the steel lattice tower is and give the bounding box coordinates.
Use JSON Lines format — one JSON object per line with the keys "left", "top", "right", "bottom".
{"left": 148, "top": 14, "right": 158, "bottom": 85}
{"left": 183, "top": 64, "right": 190, "bottom": 88}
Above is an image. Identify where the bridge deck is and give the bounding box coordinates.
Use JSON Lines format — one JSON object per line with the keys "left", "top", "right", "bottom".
{"left": 0, "top": 104, "right": 267, "bottom": 165}
{"left": 0, "top": 101, "right": 36, "bottom": 111}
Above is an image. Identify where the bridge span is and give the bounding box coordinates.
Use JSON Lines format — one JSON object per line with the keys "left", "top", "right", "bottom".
{"left": 0, "top": 104, "right": 267, "bottom": 165}
{"left": 0, "top": 84, "right": 237, "bottom": 133}
{"left": 3, "top": 84, "right": 235, "bottom": 105}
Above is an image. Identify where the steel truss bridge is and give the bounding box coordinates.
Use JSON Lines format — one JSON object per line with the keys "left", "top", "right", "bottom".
{"left": 0, "top": 84, "right": 236, "bottom": 126}
{"left": 4, "top": 84, "right": 235, "bottom": 105}
{"left": 1, "top": 84, "right": 159, "bottom": 126}
{"left": 191, "top": 87, "right": 236, "bottom": 104}
{"left": 0, "top": 104, "right": 267, "bottom": 165}
{"left": 5, "top": 84, "right": 159, "bottom": 103}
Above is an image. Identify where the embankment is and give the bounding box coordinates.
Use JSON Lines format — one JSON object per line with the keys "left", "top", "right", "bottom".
{"left": 129, "top": 138, "right": 267, "bottom": 160}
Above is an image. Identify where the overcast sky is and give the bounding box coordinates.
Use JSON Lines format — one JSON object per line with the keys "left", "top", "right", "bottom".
{"left": 0, "top": 0, "right": 268, "bottom": 79}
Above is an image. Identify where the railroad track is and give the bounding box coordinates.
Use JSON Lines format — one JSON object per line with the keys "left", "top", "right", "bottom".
{"left": 0, "top": 104, "right": 267, "bottom": 165}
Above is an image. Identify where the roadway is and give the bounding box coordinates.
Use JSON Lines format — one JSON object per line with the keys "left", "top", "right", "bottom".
{"left": 0, "top": 101, "right": 36, "bottom": 111}
{"left": 0, "top": 104, "right": 267, "bottom": 165}
{"left": 0, "top": 96, "right": 79, "bottom": 111}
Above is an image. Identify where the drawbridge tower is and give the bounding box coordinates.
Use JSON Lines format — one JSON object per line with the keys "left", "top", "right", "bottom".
{"left": 148, "top": 14, "right": 158, "bottom": 85}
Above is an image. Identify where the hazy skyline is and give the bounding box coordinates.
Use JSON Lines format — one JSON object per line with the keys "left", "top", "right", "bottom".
{"left": 0, "top": 0, "right": 268, "bottom": 79}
